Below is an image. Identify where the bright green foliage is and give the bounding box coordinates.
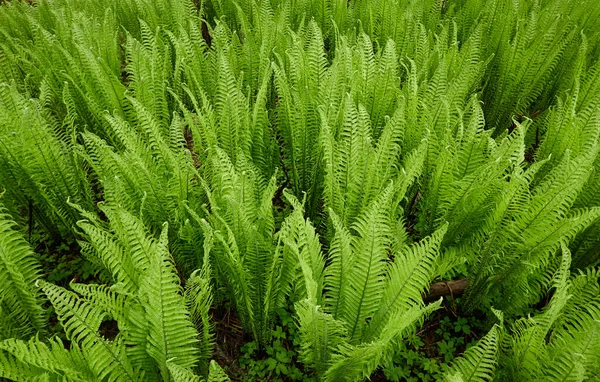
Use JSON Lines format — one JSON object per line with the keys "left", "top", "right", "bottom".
{"left": 0, "top": 209, "right": 211, "bottom": 381}
{"left": 0, "top": 336, "right": 95, "bottom": 381}
{"left": 200, "top": 148, "right": 287, "bottom": 346}
{"left": 1, "top": 0, "right": 600, "bottom": 380}
{"left": 0, "top": 203, "right": 46, "bottom": 340}
{"left": 496, "top": 245, "right": 600, "bottom": 381}
{"left": 0, "top": 84, "right": 93, "bottom": 237}
{"left": 292, "top": 188, "right": 447, "bottom": 380}
{"left": 443, "top": 323, "right": 501, "bottom": 382}
{"left": 185, "top": 257, "right": 215, "bottom": 376}
{"left": 168, "top": 360, "right": 230, "bottom": 382}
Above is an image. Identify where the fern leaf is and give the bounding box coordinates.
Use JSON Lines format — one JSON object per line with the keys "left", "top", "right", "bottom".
{"left": 0, "top": 205, "right": 46, "bottom": 340}
{"left": 207, "top": 360, "right": 231, "bottom": 382}
{"left": 324, "top": 301, "right": 441, "bottom": 382}
{"left": 296, "top": 298, "right": 348, "bottom": 378}
{"left": 324, "top": 210, "right": 355, "bottom": 319}
{"left": 342, "top": 184, "right": 394, "bottom": 342}
{"left": 444, "top": 324, "right": 501, "bottom": 382}
{"left": 0, "top": 336, "right": 93, "bottom": 381}
{"left": 39, "top": 281, "right": 141, "bottom": 381}
{"left": 167, "top": 362, "right": 203, "bottom": 382}
{"left": 139, "top": 223, "right": 199, "bottom": 380}
{"left": 366, "top": 223, "right": 448, "bottom": 340}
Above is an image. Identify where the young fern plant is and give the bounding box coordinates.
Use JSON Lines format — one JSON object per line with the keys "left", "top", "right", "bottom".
{"left": 175, "top": 30, "right": 278, "bottom": 180}
{"left": 80, "top": 98, "right": 206, "bottom": 273}
{"left": 534, "top": 64, "right": 600, "bottom": 269}
{"left": 463, "top": 142, "right": 600, "bottom": 315}
{"left": 272, "top": 20, "right": 329, "bottom": 218}
{"left": 198, "top": 147, "right": 293, "bottom": 347}
{"left": 444, "top": 243, "right": 600, "bottom": 382}
{"left": 496, "top": 244, "right": 600, "bottom": 381}
{"left": 272, "top": 27, "right": 417, "bottom": 222}
{"left": 408, "top": 79, "right": 600, "bottom": 315}
{"left": 124, "top": 23, "right": 175, "bottom": 128}
{"left": 286, "top": 184, "right": 447, "bottom": 381}
{"left": 480, "top": 0, "right": 580, "bottom": 134}
{"left": 8, "top": 7, "right": 128, "bottom": 140}
{"left": 0, "top": 206, "right": 219, "bottom": 381}
{"left": 320, "top": 96, "right": 407, "bottom": 230}
{"left": 0, "top": 83, "right": 93, "bottom": 238}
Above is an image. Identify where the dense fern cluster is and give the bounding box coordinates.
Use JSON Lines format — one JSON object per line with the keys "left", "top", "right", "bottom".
{"left": 1, "top": 0, "right": 600, "bottom": 380}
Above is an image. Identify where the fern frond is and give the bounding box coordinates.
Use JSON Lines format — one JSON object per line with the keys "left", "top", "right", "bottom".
{"left": 139, "top": 224, "right": 200, "bottom": 380}
{"left": 443, "top": 324, "right": 501, "bottom": 382}
{"left": 324, "top": 301, "right": 441, "bottom": 382}
{"left": 39, "top": 281, "right": 141, "bottom": 381}
{"left": 341, "top": 183, "right": 394, "bottom": 342}
{"left": 184, "top": 237, "right": 214, "bottom": 376}
{"left": 0, "top": 204, "right": 46, "bottom": 340}
{"left": 324, "top": 210, "right": 355, "bottom": 319}
{"left": 168, "top": 362, "right": 203, "bottom": 382}
{"left": 207, "top": 360, "right": 231, "bottom": 382}
{"left": 366, "top": 223, "right": 448, "bottom": 340}
{"left": 68, "top": 283, "right": 129, "bottom": 324}
{"left": 0, "top": 336, "right": 95, "bottom": 381}
{"left": 296, "top": 298, "right": 349, "bottom": 378}
{"left": 276, "top": 191, "right": 325, "bottom": 304}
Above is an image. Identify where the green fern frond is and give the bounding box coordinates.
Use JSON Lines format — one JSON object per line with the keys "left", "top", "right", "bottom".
{"left": 139, "top": 223, "right": 200, "bottom": 380}
{"left": 39, "top": 280, "right": 142, "bottom": 381}
{"left": 0, "top": 204, "right": 46, "bottom": 340}
{"left": 68, "top": 283, "right": 129, "bottom": 324}
{"left": 324, "top": 301, "right": 441, "bottom": 382}
{"left": 0, "top": 336, "right": 94, "bottom": 381}
{"left": 443, "top": 324, "right": 501, "bottom": 382}
{"left": 168, "top": 361, "right": 203, "bottom": 382}
{"left": 324, "top": 210, "right": 355, "bottom": 319}
{"left": 342, "top": 183, "right": 394, "bottom": 342}
{"left": 207, "top": 360, "right": 231, "bottom": 382}
{"left": 184, "top": 232, "right": 215, "bottom": 376}
{"left": 277, "top": 191, "right": 325, "bottom": 304}
{"left": 296, "top": 298, "right": 349, "bottom": 378}
{"left": 366, "top": 223, "right": 448, "bottom": 340}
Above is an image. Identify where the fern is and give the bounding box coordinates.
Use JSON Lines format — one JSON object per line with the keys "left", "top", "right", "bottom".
{"left": 0, "top": 336, "right": 94, "bottom": 381}
{"left": 291, "top": 186, "right": 446, "bottom": 380}
{"left": 0, "top": 206, "right": 215, "bottom": 381}
{"left": 0, "top": 203, "right": 46, "bottom": 340}
{"left": 184, "top": 232, "right": 215, "bottom": 377}
{"left": 365, "top": 223, "right": 447, "bottom": 340}
{"left": 138, "top": 224, "right": 200, "bottom": 379}
{"left": 1, "top": 0, "right": 600, "bottom": 381}
{"left": 323, "top": 302, "right": 442, "bottom": 382}
{"left": 200, "top": 147, "right": 291, "bottom": 346}
{"left": 0, "top": 84, "right": 93, "bottom": 238}
{"left": 443, "top": 324, "right": 501, "bottom": 382}
{"left": 39, "top": 280, "right": 142, "bottom": 381}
